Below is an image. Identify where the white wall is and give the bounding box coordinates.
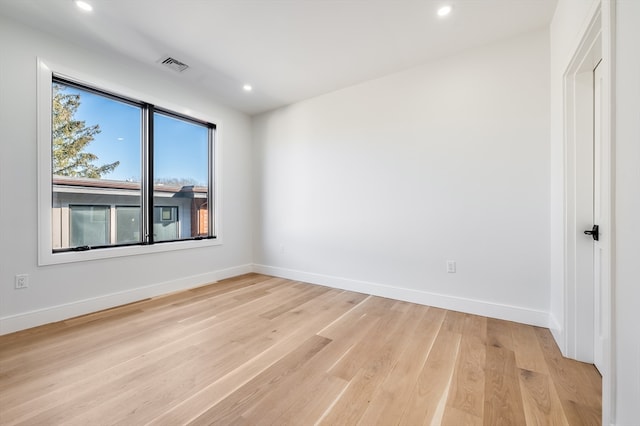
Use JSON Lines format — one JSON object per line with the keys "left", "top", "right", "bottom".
{"left": 253, "top": 29, "right": 551, "bottom": 326}
{"left": 614, "top": 1, "right": 640, "bottom": 423}
{"left": 0, "top": 17, "right": 254, "bottom": 334}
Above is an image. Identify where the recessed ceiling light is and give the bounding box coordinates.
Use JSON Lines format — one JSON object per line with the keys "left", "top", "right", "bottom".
{"left": 437, "top": 5, "right": 452, "bottom": 17}
{"left": 75, "top": 1, "right": 93, "bottom": 12}
{"left": 243, "top": 84, "right": 253, "bottom": 92}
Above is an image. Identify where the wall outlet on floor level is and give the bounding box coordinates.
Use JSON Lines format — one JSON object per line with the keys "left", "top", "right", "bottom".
{"left": 15, "top": 274, "right": 29, "bottom": 289}
{"left": 446, "top": 261, "right": 456, "bottom": 273}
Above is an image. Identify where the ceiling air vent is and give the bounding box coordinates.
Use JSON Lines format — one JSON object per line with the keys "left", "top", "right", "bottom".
{"left": 159, "top": 56, "right": 189, "bottom": 73}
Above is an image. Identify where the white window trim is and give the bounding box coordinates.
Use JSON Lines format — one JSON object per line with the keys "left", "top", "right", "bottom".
{"left": 37, "top": 58, "right": 223, "bottom": 265}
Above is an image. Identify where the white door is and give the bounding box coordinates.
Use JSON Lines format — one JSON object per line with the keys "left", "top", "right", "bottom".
{"left": 592, "top": 60, "right": 604, "bottom": 374}
{"left": 574, "top": 57, "right": 605, "bottom": 370}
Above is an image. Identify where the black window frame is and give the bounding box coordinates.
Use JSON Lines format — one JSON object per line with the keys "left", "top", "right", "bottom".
{"left": 52, "top": 75, "right": 216, "bottom": 254}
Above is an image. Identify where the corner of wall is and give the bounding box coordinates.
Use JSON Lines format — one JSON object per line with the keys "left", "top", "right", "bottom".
{"left": 548, "top": 312, "right": 566, "bottom": 355}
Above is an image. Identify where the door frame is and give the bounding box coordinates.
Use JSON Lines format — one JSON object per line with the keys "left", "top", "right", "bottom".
{"left": 562, "top": 1, "right": 615, "bottom": 424}
{"left": 564, "top": 11, "right": 601, "bottom": 365}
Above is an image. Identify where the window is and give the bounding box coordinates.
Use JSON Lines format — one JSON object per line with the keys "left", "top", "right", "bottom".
{"left": 115, "top": 206, "right": 140, "bottom": 244}
{"left": 154, "top": 206, "right": 179, "bottom": 241}
{"left": 51, "top": 77, "right": 215, "bottom": 252}
{"left": 69, "top": 205, "right": 110, "bottom": 247}
{"left": 39, "top": 60, "right": 220, "bottom": 264}
{"left": 51, "top": 79, "right": 143, "bottom": 251}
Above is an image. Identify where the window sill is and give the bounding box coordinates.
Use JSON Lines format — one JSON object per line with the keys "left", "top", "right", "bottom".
{"left": 39, "top": 237, "right": 222, "bottom": 266}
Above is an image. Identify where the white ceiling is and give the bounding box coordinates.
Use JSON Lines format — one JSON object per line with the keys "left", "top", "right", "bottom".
{"left": 0, "top": 0, "right": 557, "bottom": 115}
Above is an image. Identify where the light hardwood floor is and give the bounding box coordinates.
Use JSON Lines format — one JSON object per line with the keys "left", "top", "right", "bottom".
{"left": 0, "top": 274, "right": 601, "bottom": 425}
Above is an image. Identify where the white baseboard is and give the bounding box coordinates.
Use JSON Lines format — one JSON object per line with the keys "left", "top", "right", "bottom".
{"left": 0, "top": 264, "right": 252, "bottom": 335}
{"left": 253, "top": 264, "right": 551, "bottom": 328}
{"left": 2, "top": 263, "right": 551, "bottom": 336}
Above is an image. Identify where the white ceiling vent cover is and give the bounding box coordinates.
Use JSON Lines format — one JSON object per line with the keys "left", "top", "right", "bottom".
{"left": 159, "top": 56, "right": 189, "bottom": 72}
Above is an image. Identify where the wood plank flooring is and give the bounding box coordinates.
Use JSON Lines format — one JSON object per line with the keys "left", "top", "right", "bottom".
{"left": 0, "top": 273, "right": 601, "bottom": 425}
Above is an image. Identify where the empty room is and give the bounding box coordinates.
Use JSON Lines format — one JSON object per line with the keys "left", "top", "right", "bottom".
{"left": 0, "top": 0, "right": 638, "bottom": 425}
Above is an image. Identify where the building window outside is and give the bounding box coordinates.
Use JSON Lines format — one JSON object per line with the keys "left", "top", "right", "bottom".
{"left": 51, "top": 77, "right": 215, "bottom": 253}
{"left": 69, "top": 205, "right": 110, "bottom": 247}
{"left": 116, "top": 206, "right": 140, "bottom": 244}
{"left": 154, "top": 206, "right": 179, "bottom": 241}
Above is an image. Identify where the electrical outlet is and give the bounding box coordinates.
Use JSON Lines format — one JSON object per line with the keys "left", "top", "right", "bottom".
{"left": 446, "top": 261, "right": 456, "bottom": 273}
{"left": 15, "top": 274, "right": 29, "bottom": 289}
